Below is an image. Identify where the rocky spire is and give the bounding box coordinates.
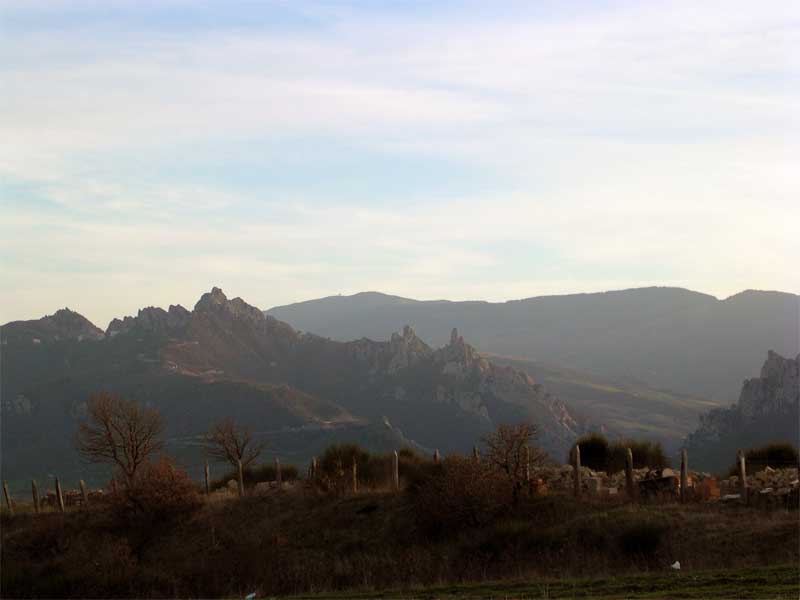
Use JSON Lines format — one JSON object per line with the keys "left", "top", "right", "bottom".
{"left": 194, "top": 287, "right": 229, "bottom": 312}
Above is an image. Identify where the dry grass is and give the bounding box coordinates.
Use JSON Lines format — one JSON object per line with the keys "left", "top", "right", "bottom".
{"left": 2, "top": 484, "right": 797, "bottom": 599}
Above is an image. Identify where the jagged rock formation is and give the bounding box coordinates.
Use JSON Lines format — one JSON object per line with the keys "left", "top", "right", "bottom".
{"left": 686, "top": 351, "right": 799, "bottom": 472}
{"left": 106, "top": 305, "right": 191, "bottom": 337}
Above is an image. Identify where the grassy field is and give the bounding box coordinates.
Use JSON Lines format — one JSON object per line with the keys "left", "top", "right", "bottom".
{"left": 290, "top": 564, "right": 800, "bottom": 599}
{"left": 3, "top": 482, "right": 798, "bottom": 598}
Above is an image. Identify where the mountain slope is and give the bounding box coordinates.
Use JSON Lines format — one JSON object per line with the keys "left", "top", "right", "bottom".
{"left": 487, "top": 354, "right": 719, "bottom": 453}
{"left": 267, "top": 287, "right": 800, "bottom": 402}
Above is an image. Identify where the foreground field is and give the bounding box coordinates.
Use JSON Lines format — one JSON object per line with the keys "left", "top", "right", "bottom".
{"left": 2, "top": 488, "right": 798, "bottom": 599}
{"left": 292, "top": 564, "right": 800, "bottom": 599}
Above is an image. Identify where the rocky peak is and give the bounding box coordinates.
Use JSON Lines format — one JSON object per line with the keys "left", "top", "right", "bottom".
{"left": 106, "top": 304, "right": 191, "bottom": 337}
{"left": 194, "top": 287, "right": 229, "bottom": 312}
{"left": 739, "top": 350, "right": 799, "bottom": 419}
{"left": 193, "top": 287, "right": 267, "bottom": 326}
{"left": 437, "top": 326, "right": 480, "bottom": 371}
{"left": 346, "top": 326, "right": 432, "bottom": 374}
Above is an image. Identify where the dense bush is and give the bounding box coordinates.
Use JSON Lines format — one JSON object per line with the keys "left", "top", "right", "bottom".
{"left": 314, "top": 444, "right": 439, "bottom": 493}
{"left": 410, "top": 455, "right": 512, "bottom": 536}
{"left": 573, "top": 433, "right": 609, "bottom": 471}
{"left": 109, "top": 457, "right": 202, "bottom": 524}
{"left": 570, "top": 434, "right": 670, "bottom": 473}
{"left": 727, "top": 443, "right": 799, "bottom": 476}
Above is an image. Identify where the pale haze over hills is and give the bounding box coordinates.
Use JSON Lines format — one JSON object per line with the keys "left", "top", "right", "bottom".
{"left": 268, "top": 287, "right": 800, "bottom": 402}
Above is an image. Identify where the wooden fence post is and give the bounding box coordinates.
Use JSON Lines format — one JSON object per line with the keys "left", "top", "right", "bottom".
{"left": 275, "top": 458, "right": 282, "bottom": 485}
{"left": 204, "top": 462, "right": 211, "bottom": 496}
{"left": 433, "top": 449, "right": 440, "bottom": 464}
{"left": 573, "top": 445, "right": 582, "bottom": 499}
{"left": 525, "top": 445, "right": 531, "bottom": 483}
{"left": 737, "top": 449, "right": 748, "bottom": 504}
{"left": 3, "top": 481, "right": 14, "bottom": 516}
{"left": 79, "top": 480, "right": 88, "bottom": 508}
{"left": 55, "top": 478, "right": 65, "bottom": 513}
{"left": 31, "top": 480, "right": 40, "bottom": 514}
{"left": 472, "top": 446, "right": 480, "bottom": 463}
{"left": 392, "top": 450, "right": 400, "bottom": 491}
{"left": 352, "top": 457, "right": 358, "bottom": 493}
{"left": 309, "top": 457, "right": 317, "bottom": 480}
{"left": 237, "top": 459, "right": 244, "bottom": 498}
{"left": 680, "top": 449, "right": 688, "bottom": 504}
{"left": 625, "top": 447, "right": 636, "bottom": 501}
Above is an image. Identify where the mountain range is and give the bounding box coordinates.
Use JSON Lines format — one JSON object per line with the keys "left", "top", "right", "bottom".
{"left": 1, "top": 288, "right": 583, "bottom": 491}
{"left": 3, "top": 285, "right": 797, "bottom": 489}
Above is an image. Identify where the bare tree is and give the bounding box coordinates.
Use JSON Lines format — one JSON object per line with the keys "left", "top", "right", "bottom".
{"left": 483, "top": 422, "right": 548, "bottom": 503}
{"left": 76, "top": 391, "right": 164, "bottom": 485}
{"left": 206, "top": 418, "right": 263, "bottom": 470}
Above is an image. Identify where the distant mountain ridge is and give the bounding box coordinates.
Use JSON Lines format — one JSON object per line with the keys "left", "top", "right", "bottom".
{"left": 1, "top": 288, "right": 584, "bottom": 490}
{"left": 267, "top": 287, "right": 800, "bottom": 402}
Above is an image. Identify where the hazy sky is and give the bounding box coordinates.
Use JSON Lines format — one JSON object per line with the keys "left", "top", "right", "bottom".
{"left": 2, "top": 0, "right": 798, "bottom": 328}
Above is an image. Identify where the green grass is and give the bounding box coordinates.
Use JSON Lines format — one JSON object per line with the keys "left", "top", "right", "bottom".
{"left": 289, "top": 564, "right": 800, "bottom": 599}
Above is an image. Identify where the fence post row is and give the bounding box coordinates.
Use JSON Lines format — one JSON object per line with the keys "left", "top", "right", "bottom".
{"left": 573, "top": 444, "right": 581, "bottom": 499}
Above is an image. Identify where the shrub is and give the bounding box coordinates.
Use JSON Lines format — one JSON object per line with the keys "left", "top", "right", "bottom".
{"left": 573, "top": 433, "right": 609, "bottom": 471}
{"left": 410, "top": 455, "right": 512, "bottom": 537}
{"left": 109, "top": 457, "right": 201, "bottom": 524}
{"left": 572, "top": 434, "right": 669, "bottom": 473}
{"left": 727, "top": 443, "right": 799, "bottom": 476}
{"left": 608, "top": 439, "right": 669, "bottom": 472}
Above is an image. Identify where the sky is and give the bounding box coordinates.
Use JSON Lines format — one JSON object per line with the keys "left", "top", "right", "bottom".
{"left": 2, "top": 0, "right": 799, "bottom": 328}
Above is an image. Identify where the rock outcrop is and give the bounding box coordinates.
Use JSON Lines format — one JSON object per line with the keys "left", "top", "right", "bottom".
{"left": 106, "top": 304, "right": 191, "bottom": 337}
{"left": 686, "top": 351, "right": 799, "bottom": 472}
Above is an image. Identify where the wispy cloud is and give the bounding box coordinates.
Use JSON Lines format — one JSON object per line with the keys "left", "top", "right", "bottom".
{"left": 2, "top": 0, "right": 798, "bottom": 325}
